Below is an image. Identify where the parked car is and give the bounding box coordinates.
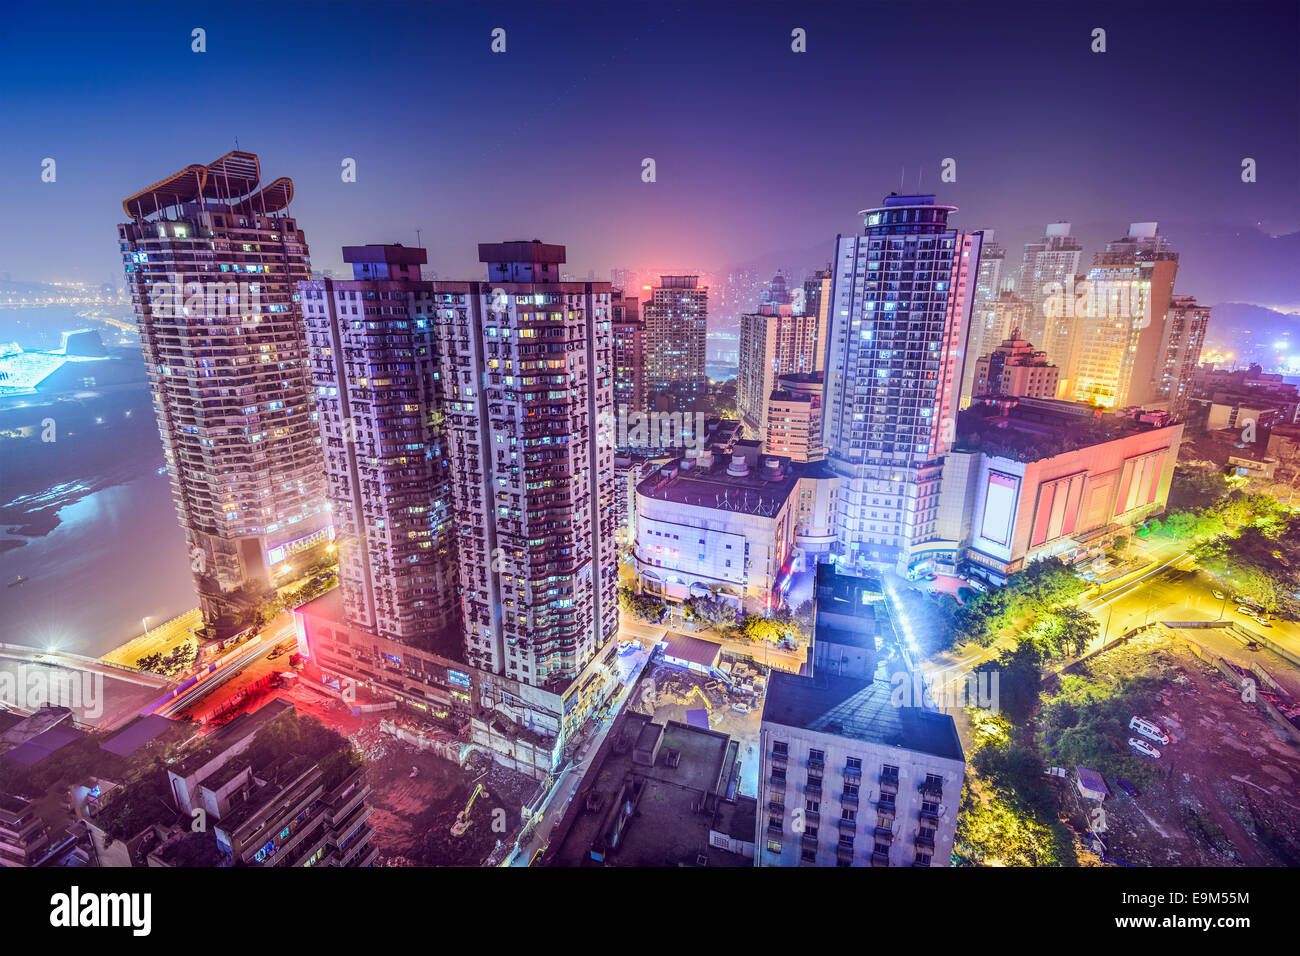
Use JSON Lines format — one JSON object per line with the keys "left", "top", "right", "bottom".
{"left": 1129, "top": 716, "right": 1170, "bottom": 745}
{"left": 1235, "top": 605, "right": 1256, "bottom": 616}
{"left": 1212, "top": 590, "right": 1225, "bottom": 600}
{"left": 923, "top": 572, "right": 938, "bottom": 581}
{"left": 1115, "top": 777, "right": 1140, "bottom": 798}
{"left": 1128, "top": 737, "right": 1161, "bottom": 759}
{"left": 1253, "top": 616, "right": 1273, "bottom": 628}
{"left": 731, "top": 703, "right": 751, "bottom": 714}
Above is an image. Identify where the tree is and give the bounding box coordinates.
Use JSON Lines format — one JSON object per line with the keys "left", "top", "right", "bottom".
{"left": 1040, "top": 605, "right": 1099, "bottom": 658}
{"left": 618, "top": 585, "right": 665, "bottom": 621}
{"left": 682, "top": 595, "right": 736, "bottom": 629}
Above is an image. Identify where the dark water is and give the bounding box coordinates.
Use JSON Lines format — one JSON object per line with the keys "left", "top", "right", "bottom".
{"left": 0, "top": 468, "right": 197, "bottom": 658}
{"left": 0, "top": 318, "right": 197, "bottom": 656}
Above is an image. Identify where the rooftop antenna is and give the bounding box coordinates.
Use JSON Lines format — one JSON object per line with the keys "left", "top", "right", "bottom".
{"left": 899, "top": 166, "right": 905, "bottom": 191}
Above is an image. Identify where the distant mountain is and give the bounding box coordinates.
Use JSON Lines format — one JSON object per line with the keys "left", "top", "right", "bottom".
{"left": 1205, "top": 302, "right": 1300, "bottom": 367}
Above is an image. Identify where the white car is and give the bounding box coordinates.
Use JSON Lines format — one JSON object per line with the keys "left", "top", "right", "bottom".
{"left": 731, "top": 703, "right": 751, "bottom": 714}
{"left": 1212, "top": 590, "right": 1225, "bottom": 600}
{"left": 1235, "top": 605, "right": 1256, "bottom": 616}
{"left": 1128, "top": 737, "right": 1161, "bottom": 759}
{"left": 1253, "top": 616, "right": 1273, "bottom": 628}
{"left": 1129, "top": 716, "right": 1170, "bottom": 745}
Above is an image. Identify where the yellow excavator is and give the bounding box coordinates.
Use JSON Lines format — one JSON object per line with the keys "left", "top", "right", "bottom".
{"left": 451, "top": 781, "right": 490, "bottom": 837}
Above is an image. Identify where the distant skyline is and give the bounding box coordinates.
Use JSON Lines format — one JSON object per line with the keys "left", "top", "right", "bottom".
{"left": 1, "top": 0, "right": 1297, "bottom": 307}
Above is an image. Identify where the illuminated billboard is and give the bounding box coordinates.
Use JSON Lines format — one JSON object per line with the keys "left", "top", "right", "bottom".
{"left": 981, "top": 471, "right": 1020, "bottom": 547}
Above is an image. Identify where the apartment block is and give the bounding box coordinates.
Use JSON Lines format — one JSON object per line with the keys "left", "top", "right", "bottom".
{"left": 436, "top": 241, "right": 618, "bottom": 689}
{"left": 301, "top": 244, "right": 458, "bottom": 645}
{"left": 1068, "top": 223, "right": 1180, "bottom": 409}
{"left": 758, "top": 672, "right": 965, "bottom": 867}
{"left": 764, "top": 372, "right": 825, "bottom": 462}
{"left": 1018, "top": 221, "right": 1083, "bottom": 361}
{"left": 118, "top": 151, "right": 329, "bottom": 614}
{"left": 737, "top": 300, "right": 825, "bottom": 439}
{"left": 971, "top": 329, "right": 1059, "bottom": 399}
{"left": 643, "top": 275, "right": 708, "bottom": 404}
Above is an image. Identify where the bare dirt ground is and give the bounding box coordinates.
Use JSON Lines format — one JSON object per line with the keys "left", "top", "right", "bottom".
{"left": 358, "top": 729, "right": 536, "bottom": 867}
{"left": 1062, "top": 630, "right": 1300, "bottom": 866}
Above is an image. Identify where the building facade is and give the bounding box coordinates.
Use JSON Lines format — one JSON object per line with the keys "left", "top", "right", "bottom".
{"left": 822, "top": 193, "right": 982, "bottom": 576}
{"left": 758, "top": 672, "right": 965, "bottom": 867}
{"left": 611, "top": 289, "right": 644, "bottom": 420}
{"left": 301, "top": 244, "right": 459, "bottom": 646}
{"left": 1018, "top": 222, "right": 1083, "bottom": 363}
{"left": 119, "top": 151, "right": 330, "bottom": 615}
{"left": 436, "top": 241, "right": 619, "bottom": 690}
{"left": 643, "top": 275, "right": 708, "bottom": 404}
{"left": 971, "top": 329, "right": 1059, "bottom": 400}
{"left": 737, "top": 302, "right": 825, "bottom": 439}
{"left": 764, "top": 372, "right": 825, "bottom": 462}
{"left": 1156, "top": 295, "right": 1210, "bottom": 417}
{"left": 1067, "top": 223, "right": 1180, "bottom": 409}
{"left": 945, "top": 398, "right": 1184, "bottom": 581}
{"left": 960, "top": 291, "right": 1033, "bottom": 405}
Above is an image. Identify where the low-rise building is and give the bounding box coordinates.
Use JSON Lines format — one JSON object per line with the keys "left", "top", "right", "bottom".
{"left": 543, "top": 712, "right": 757, "bottom": 867}
{"left": 764, "top": 372, "right": 825, "bottom": 462}
{"left": 634, "top": 442, "right": 828, "bottom": 614}
{"left": 0, "top": 793, "right": 49, "bottom": 867}
{"left": 971, "top": 328, "right": 1059, "bottom": 400}
{"left": 944, "top": 397, "right": 1183, "bottom": 582}
{"left": 758, "top": 672, "right": 964, "bottom": 867}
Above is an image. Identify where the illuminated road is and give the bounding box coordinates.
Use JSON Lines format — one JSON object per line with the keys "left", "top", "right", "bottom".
{"left": 153, "top": 623, "right": 294, "bottom": 718}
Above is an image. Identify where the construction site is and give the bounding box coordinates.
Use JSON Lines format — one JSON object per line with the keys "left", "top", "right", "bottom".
{"left": 1053, "top": 625, "right": 1300, "bottom": 866}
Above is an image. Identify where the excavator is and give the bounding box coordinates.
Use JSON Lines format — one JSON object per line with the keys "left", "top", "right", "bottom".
{"left": 451, "top": 779, "right": 490, "bottom": 837}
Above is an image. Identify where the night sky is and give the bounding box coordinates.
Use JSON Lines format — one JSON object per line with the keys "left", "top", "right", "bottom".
{"left": 1, "top": 0, "right": 1297, "bottom": 305}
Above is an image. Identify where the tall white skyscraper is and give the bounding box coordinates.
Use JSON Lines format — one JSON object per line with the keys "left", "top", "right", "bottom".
{"left": 822, "top": 194, "right": 981, "bottom": 575}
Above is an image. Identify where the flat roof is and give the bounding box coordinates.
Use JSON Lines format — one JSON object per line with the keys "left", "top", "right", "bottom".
{"left": 762, "top": 672, "right": 964, "bottom": 763}
{"left": 545, "top": 714, "right": 748, "bottom": 867}
{"left": 637, "top": 446, "right": 800, "bottom": 517}
{"left": 660, "top": 632, "right": 722, "bottom": 668}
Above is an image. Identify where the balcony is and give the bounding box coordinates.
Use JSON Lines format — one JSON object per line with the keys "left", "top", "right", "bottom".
{"left": 871, "top": 851, "right": 890, "bottom": 867}
{"left": 836, "top": 842, "right": 855, "bottom": 863}
{"left": 840, "top": 791, "right": 859, "bottom": 809}
{"left": 838, "top": 817, "right": 857, "bottom": 833}
{"left": 767, "top": 822, "right": 784, "bottom": 837}
{"left": 805, "top": 780, "right": 822, "bottom": 797}
{"left": 876, "top": 796, "right": 896, "bottom": 813}
{"left": 801, "top": 833, "right": 818, "bottom": 849}
{"left": 807, "top": 756, "right": 825, "bottom": 772}
{"left": 919, "top": 779, "right": 944, "bottom": 798}
{"left": 879, "top": 773, "right": 900, "bottom": 793}
{"left": 919, "top": 807, "right": 939, "bottom": 823}
{"left": 915, "top": 831, "right": 935, "bottom": 849}
{"left": 767, "top": 800, "right": 785, "bottom": 815}
{"left": 842, "top": 763, "right": 862, "bottom": 779}
{"left": 769, "top": 748, "right": 789, "bottom": 765}
{"left": 769, "top": 774, "right": 787, "bottom": 790}
{"left": 874, "top": 825, "right": 893, "bottom": 841}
